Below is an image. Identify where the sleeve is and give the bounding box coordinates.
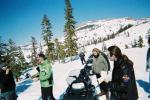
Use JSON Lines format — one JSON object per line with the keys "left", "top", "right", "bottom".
{"left": 0, "top": 70, "right": 4, "bottom": 89}
{"left": 147, "top": 48, "right": 150, "bottom": 61}
{"left": 0, "top": 76, "right": 2, "bottom": 89}
{"left": 103, "top": 57, "right": 108, "bottom": 71}
{"left": 39, "top": 63, "right": 52, "bottom": 81}
{"left": 108, "top": 65, "right": 130, "bottom": 93}
{"left": 98, "top": 71, "right": 107, "bottom": 84}
{"left": 146, "top": 48, "right": 150, "bottom": 69}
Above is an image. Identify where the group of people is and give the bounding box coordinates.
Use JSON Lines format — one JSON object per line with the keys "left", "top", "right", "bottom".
{"left": 1, "top": 37, "right": 150, "bottom": 100}
{"left": 91, "top": 46, "right": 138, "bottom": 100}
{"left": 79, "top": 45, "right": 139, "bottom": 100}
{"left": 0, "top": 53, "right": 56, "bottom": 100}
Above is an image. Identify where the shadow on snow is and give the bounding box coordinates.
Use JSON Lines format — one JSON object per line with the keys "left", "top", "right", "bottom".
{"left": 16, "top": 79, "right": 33, "bottom": 94}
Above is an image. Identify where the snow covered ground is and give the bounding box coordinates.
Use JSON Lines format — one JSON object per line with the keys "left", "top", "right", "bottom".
{"left": 17, "top": 46, "right": 150, "bottom": 100}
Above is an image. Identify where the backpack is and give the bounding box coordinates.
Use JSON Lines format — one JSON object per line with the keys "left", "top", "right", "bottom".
{"left": 101, "top": 52, "right": 111, "bottom": 71}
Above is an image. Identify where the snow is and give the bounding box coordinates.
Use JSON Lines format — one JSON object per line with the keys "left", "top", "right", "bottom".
{"left": 16, "top": 17, "right": 150, "bottom": 100}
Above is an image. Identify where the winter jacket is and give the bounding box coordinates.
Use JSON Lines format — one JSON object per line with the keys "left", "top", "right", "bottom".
{"left": 108, "top": 58, "right": 138, "bottom": 100}
{"left": 79, "top": 52, "right": 85, "bottom": 58}
{"left": 92, "top": 53, "right": 108, "bottom": 74}
{"left": 0, "top": 69, "right": 16, "bottom": 93}
{"left": 39, "top": 60, "right": 53, "bottom": 87}
{"left": 146, "top": 47, "right": 150, "bottom": 69}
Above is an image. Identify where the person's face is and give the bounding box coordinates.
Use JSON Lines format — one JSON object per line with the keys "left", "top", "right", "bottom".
{"left": 107, "top": 52, "right": 116, "bottom": 61}
{"left": 37, "top": 56, "right": 43, "bottom": 64}
{"left": 92, "top": 51, "right": 98, "bottom": 57}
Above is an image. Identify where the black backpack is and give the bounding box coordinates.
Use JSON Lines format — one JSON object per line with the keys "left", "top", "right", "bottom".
{"left": 101, "top": 52, "right": 111, "bottom": 71}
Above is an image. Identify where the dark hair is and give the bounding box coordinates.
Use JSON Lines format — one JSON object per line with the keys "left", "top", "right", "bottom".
{"left": 108, "top": 46, "right": 133, "bottom": 65}
{"left": 148, "top": 37, "right": 150, "bottom": 44}
{"left": 38, "top": 53, "right": 46, "bottom": 60}
{"left": 108, "top": 46, "right": 122, "bottom": 59}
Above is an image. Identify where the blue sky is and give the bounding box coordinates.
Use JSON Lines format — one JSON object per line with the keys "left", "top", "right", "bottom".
{"left": 0, "top": 0, "right": 150, "bottom": 45}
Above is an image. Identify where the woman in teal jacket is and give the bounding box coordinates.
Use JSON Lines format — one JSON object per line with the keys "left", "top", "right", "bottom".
{"left": 37, "top": 53, "right": 55, "bottom": 100}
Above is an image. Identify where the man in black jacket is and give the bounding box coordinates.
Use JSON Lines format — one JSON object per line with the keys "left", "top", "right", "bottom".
{"left": 0, "top": 63, "right": 17, "bottom": 100}
{"left": 79, "top": 52, "right": 86, "bottom": 65}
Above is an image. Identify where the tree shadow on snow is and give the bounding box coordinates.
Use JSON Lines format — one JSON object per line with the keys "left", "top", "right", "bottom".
{"left": 137, "top": 80, "right": 150, "bottom": 94}
{"left": 16, "top": 79, "right": 33, "bottom": 94}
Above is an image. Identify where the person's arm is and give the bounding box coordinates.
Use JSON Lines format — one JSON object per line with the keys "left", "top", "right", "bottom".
{"left": 102, "top": 57, "right": 108, "bottom": 71}
{"left": 97, "top": 71, "right": 107, "bottom": 84}
{"left": 39, "top": 63, "right": 52, "bottom": 81}
{"left": 0, "top": 69, "right": 4, "bottom": 91}
{"left": 108, "top": 65, "right": 130, "bottom": 93}
{"left": 0, "top": 75, "right": 2, "bottom": 93}
{"left": 146, "top": 48, "right": 150, "bottom": 71}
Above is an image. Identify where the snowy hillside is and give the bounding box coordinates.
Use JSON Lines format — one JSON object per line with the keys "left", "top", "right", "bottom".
{"left": 75, "top": 18, "right": 150, "bottom": 47}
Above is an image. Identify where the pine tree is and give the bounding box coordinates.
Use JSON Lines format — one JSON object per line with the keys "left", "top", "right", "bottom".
{"left": 39, "top": 42, "right": 43, "bottom": 53}
{"left": 138, "top": 36, "right": 143, "bottom": 48}
{"left": 41, "top": 14, "right": 54, "bottom": 60}
{"left": 54, "top": 38, "right": 66, "bottom": 63}
{"left": 6, "top": 39, "right": 23, "bottom": 79}
{"left": 17, "top": 47, "right": 26, "bottom": 70}
{"left": 6, "top": 39, "right": 18, "bottom": 65}
{"left": 132, "top": 39, "right": 138, "bottom": 48}
{"left": 31, "top": 36, "right": 38, "bottom": 66}
{"left": 64, "top": 0, "right": 78, "bottom": 61}
{"left": 54, "top": 38, "right": 60, "bottom": 61}
{"left": 0, "top": 37, "right": 7, "bottom": 62}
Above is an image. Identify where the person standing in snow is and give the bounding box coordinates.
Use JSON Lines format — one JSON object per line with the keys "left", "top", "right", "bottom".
{"left": 37, "top": 53, "right": 55, "bottom": 100}
{"left": 79, "top": 52, "right": 86, "bottom": 65}
{"left": 91, "top": 48, "right": 109, "bottom": 99}
{"left": 146, "top": 36, "right": 150, "bottom": 98}
{"left": 107, "top": 46, "right": 138, "bottom": 100}
{"left": 0, "top": 63, "right": 17, "bottom": 100}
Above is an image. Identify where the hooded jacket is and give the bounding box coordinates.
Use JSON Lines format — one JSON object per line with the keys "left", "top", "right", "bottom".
{"left": 108, "top": 58, "right": 138, "bottom": 100}
{"left": 0, "top": 69, "right": 16, "bottom": 93}
{"left": 92, "top": 53, "right": 108, "bottom": 74}
{"left": 39, "top": 60, "right": 53, "bottom": 87}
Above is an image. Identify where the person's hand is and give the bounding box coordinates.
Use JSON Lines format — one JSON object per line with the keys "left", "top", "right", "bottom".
{"left": 32, "top": 77, "right": 39, "bottom": 82}
{"left": 122, "top": 75, "right": 130, "bottom": 81}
